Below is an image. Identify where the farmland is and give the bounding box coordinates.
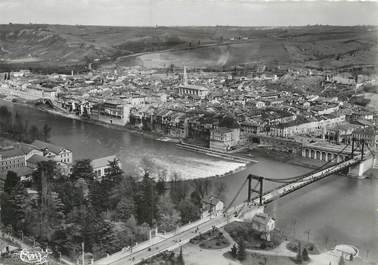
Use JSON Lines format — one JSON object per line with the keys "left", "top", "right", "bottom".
{"left": 0, "top": 24, "right": 377, "bottom": 72}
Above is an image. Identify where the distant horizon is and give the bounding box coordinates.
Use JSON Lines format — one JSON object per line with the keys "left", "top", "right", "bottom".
{"left": 2, "top": 23, "right": 378, "bottom": 28}
{"left": 1, "top": 0, "right": 377, "bottom": 27}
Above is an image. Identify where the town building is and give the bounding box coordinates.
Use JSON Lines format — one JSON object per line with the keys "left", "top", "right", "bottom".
{"left": 270, "top": 114, "right": 345, "bottom": 138}
{"left": 0, "top": 143, "right": 43, "bottom": 173}
{"left": 201, "top": 196, "right": 224, "bottom": 219}
{"left": 31, "top": 140, "right": 73, "bottom": 164}
{"left": 90, "top": 100, "right": 131, "bottom": 126}
{"left": 177, "top": 84, "right": 209, "bottom": 99}
{"left": 91, "top": 155, "right": 122, "bottom": 181}
{"left": 251, "top": 212, "right": 275, "bottom": 241}
{"left": 176, "top": 67, "right": 209, "bottom": 99}
{"left": 0, "top": 147, "right": 27, "bottom": 173}
{"left": 210, "top": 127, "right": 240, "bottom": 152}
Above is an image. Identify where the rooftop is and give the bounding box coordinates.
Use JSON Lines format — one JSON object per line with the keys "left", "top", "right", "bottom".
{"left": 27, "top": 154, "right": 49, "bottom": 164}
{"left": 91, "top": 155, "right": 118, "bottom": 169}
{"left": 31, "top": 140, "right": 69, "bottom": 154}
{"left": 252, "top": 213, "right": 274, "bottom": 225}
{"left": 178, "top": 84, "right": 209, "bottom": 91}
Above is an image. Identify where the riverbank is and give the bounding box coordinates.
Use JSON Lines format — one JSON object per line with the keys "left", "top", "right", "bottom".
{"left": 1, "top": 97, "right": 180, "bottom": 144}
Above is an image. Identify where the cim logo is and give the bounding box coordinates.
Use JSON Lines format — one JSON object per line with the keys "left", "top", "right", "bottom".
{"left": 19, "top": 248, "right": 51, "bottom": 264}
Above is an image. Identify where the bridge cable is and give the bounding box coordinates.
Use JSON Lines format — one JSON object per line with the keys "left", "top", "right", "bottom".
{"left": 365, "top": 142, "right": 376, "bottom": 157}
{"left": 263, "top": 142, "right": 351, "bottom": 184}
{"left": 225, "top": 177, "right": 248, "bottom": 211}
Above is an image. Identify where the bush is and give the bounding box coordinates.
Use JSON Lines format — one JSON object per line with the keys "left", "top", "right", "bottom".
{"left": 230, "top": 244, "right": 237, "bottom": 258}
{"left": 237, "top": 240, "right": 246, "bottom": 261}
{"left": 302, "top": 248, "right": 310, "bottom": 261}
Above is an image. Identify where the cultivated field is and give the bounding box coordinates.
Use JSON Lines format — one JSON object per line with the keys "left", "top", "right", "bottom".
{"left": 0, "top": 24, "right": 377, "bottom": 72}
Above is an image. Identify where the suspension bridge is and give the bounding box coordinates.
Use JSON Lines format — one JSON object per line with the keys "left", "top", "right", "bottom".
{"left": 96, "top": 138, "right": 375, "bottom": 265}
{"left": 225, "top": 138, "right": 376, "bottom": 217}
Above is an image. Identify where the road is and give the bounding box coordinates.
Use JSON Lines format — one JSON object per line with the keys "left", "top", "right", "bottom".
{"left": 96, "top": 215, "right": 232, "bottom": 265}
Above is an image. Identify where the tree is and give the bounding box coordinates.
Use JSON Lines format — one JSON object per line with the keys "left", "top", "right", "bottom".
{"left": 177, "top": 246, "right": 185, "bottom": 265}
{"left": 12, "top": 112, "right": 26, "bottom": 141}
{"left": 0, "top": 106, "right": 12, "bottom": 132}
{"left": 156, "top": 175, "right": 166, "bottom": 195}
{"left": 296, "top": 242, "right": 303, "bottom": 264}
{"left": 32, "top": 160, "right": 59, "bottom": 197}
{"left": 7, "top": 182, "right": 30, "bottom": 231}
{"left": 107, "top": 159, "right": 122, "bottom": 180}
{"left": 0, "top": 192, "right": 13, "bottom": 227}
{"left": 134, "top": 173, "right": 158, "bottom": 226}
{"left": 157, "top": 195, "right": 180, "bottom": 233}
{"left": 237, "top": 240, "right": 246, "bottom": 261}
{"left": 42, "top": 123, "right": 52, "bottom": 142}
{"left": 114, "top": 196, "right": 136, "bottom": 222}
{"left": 88, "top": 180, "right": 110, "bottom": 213}
{"left": 29, "top": 125, "right": 41, "bottom": 142}
{"left": 230, "top": 244, "right": 237, "bottom": 258}
{"left": 338, "top": 255, "right": 345, "bottom": 265}
{"left": 302, "top": 248, "right": 310, "bottom": 261}
{"left": 191, "top": 179, "right": 211, "bottom": 202}
{"left": 214, "top": 180, "right": 227, "bottom": 202}
{"left": 71, "top": 159, "right": 95, "bottom": 182}
{"left": 109, "top": 175, "right": 136, "bottom": 208}
{"left": 4, "top": 171, "right": 20, "bottom": 193}
{"left": 177, "top": 200, "right": 200, "bottom": 224}
{"left": 170, "top": 173, "right": 188, "bottom": 205}
{"left": 54, "top": 180, "right": 85, "bottom": 214}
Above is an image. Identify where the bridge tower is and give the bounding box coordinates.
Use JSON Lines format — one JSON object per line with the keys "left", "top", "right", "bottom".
{"left": 247, "top": 174, "right": 264, "bottom": 205}
{"left": 349, "top": 138, "right": 375, "bottom": 178}
{"left": 351, "top": 137, "right": 365, "bottom": 160}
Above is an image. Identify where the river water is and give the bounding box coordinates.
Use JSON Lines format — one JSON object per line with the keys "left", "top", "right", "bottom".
{"left": 1, "top": 100, "right": 378, "bottom": 261}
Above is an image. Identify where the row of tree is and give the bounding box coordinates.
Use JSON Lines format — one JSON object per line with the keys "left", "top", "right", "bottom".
{"left": 0, "top": 106, "right": 51, "bottom": 143}
{"left": 0, "top": 157, "right": 226, "bottom": 261}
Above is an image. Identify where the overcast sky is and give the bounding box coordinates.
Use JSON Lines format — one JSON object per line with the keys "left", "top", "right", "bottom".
{"left": 0, "top": 0, "right": 377, "bottom": 26}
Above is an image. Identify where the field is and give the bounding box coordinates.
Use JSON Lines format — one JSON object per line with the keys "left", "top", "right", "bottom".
{"left": 0, "top": 24, "right": 377, "bottom": 72}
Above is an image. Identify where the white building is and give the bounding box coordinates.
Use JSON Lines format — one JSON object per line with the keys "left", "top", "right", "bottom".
{"left": 31, "top": 140, "right": 73, "bottom": 165}
{"left": 210, "top": 127, "right": 240, "bottom": 152}
{"left": 201, "top": 196, "right": 224, "bottom": 219}
{"left": 177, "top": 66, "right": 209, "bottom": 99}
{"left": 91, "top": 155, "right": 122, "bottom": 181}
{"left": 251, "top": 212, "right": 275, "bottom": 241}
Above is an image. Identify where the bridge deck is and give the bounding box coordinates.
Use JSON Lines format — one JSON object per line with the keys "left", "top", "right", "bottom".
{"left": 254, "top": 157, "right": 360, "bottom": 205}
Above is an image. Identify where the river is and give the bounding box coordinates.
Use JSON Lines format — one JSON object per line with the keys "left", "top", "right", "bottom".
{"left": 1, "top": 100, "right": 378, "bottom": 262}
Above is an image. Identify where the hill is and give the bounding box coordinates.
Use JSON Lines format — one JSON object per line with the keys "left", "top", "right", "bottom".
{"left": 0, "top": 24, "right": 377, "bottom": 73}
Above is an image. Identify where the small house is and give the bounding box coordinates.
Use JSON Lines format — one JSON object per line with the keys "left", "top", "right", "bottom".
{"left": 201, "top": 196, "right": 224, "bottom": 219}
{"left": 251, "top": 213, "right": 275, "bottom": 241}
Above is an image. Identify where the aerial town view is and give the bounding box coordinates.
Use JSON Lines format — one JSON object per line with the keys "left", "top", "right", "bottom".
{"left": 0, "top": 1, "right": 377, "bottom": 265}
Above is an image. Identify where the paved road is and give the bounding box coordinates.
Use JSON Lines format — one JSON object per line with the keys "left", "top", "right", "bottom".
{"left": 96, "top": 215, "right": 232, "bottom": 265}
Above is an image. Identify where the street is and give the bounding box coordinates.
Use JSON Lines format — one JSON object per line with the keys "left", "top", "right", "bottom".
{"left": 96, "top": 215, "right": 231, "bottom": 265}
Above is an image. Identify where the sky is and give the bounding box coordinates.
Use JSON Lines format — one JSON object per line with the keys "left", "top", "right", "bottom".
{"left": 0, "top": 0, "right": 377, "bottom": 26}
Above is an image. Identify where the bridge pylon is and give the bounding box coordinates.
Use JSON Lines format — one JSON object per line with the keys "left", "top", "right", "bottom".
{"left": 247, "top": 174, "right": 264, "bottom": 206}
{"left": 350, "top": 138, "right": 366, "bottom": 161}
